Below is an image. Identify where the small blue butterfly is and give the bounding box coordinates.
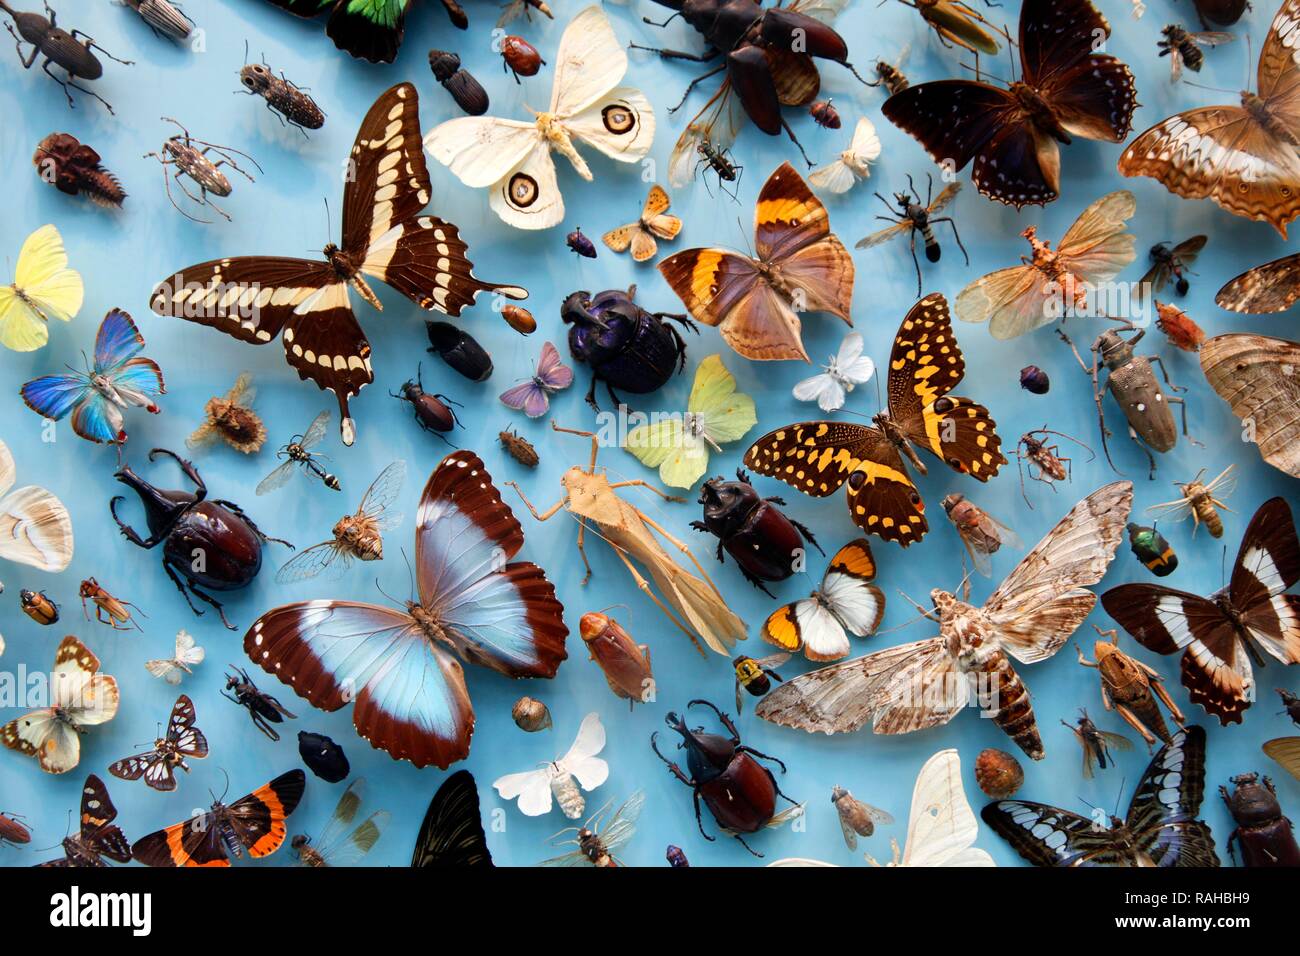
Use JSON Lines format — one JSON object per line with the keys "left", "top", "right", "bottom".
{"left": 21, "top": 309, "right": 166, "bottom": 445}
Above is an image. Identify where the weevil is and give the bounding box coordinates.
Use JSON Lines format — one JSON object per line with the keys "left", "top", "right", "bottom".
{"left": 145, "top": 117, "right": 261, "bottom": 223}
{"left": 1, "top": 0, "right": 132, "bottom": 113}
{"left": 237, "top": 43, "right": 325, "bottom": 134}
{"left": 1059, "top": 323, "right": 1195, "bottom": 479}
{"left": 1014, "top": 426, "right": 1093, "bottom": 507}
{"left": 118, "top": 0, "right": 193, "bottom": 42}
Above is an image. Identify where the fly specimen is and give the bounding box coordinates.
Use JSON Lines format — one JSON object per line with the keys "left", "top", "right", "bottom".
{"left": 293, "top": 779, "right": 389, "bottom": 867}
{"left": 151, "top": 83, "right": 526, "bottom": 447}
{"left": 831, "top": 785, "right": 892, "bottom": 850}
{"left": 756, "top": 482, "right": 1133, "bottom": 761}
{"left": 258, "top": 410, "right": 340, "bottom": 495}
{"left": 506, "top": 422, "right": 746, "bottom": 657}
{"left": 1077, "top": 626, "right": 1185, "bottom": 748}
{"left": 540, "top": 791, "right": 644, "bottom": 867}
{"left": 855, "top": 175, "right": 965, "bottom": 296}
{"left": 276, "top": 461, "right": 405, "bottom": 583}
{"left": 1141, "top": 235, "right": 1207, "bottom": 295}
{"left": 942, "top": 493, "right": 1020, "bottom": 578}
{"left": 1146, "top": 465, "right": 1235, "bottom": 538}
{"left": 982, "top": 727, "right": 1219, "bottom": 866}
{"left": 144, "top": 117, "right": 261, "bottom": 223}
{"left": 1061, "top": 709, "right": 1131, "bottom": 777}
{"left": 1157, "top": 26, "right": 1233, "bottom": 79}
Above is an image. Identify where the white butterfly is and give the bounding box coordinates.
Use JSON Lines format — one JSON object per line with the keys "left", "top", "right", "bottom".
{"left": 424, "top": 5, "right": 654, "bottom": 230}
{"left": 494, "top": 712, "right": 608, "bottom": 818}
{"left": 1, "top": 635, "right": 119, "bottom": 774}
{"left": 867, "top": 749, "right": 995, "bottom": 867}
{"left": 145, "top": 629, "right": 206, "bottom": 684}
{"left": 762, "top": 540, "right": 885, "bottom": 661}
{"left": 808, "top": 118, "right": 882, "bottom": 195}
{"left": 791, "top": 332, "right": 875, "bottom": 412}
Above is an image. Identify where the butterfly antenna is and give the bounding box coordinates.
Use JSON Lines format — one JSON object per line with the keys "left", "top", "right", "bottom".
{"left": 1182, "top": 79, "right": 1237, "bottom": 96}
{"left": 402, "top": 546, "right": 416, "bottom": 596}
{"left": 1113, "top": 779, "right": 1126, "bottom": 819}
{"left": 323, "top": 196, "right": 332, "bottom": 244}
{"left": 213, "top": 767, "right": 231, "bottom": 804}
{"left": 373, "top": 575, "right": 404, "bottom": 609}
{"left": 959, "top": 60, "right": 1008, "bottom": 86}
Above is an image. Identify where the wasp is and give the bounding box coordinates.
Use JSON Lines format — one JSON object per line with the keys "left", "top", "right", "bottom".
{"left": 258, "top": 410, "right": 340, "bottom": 494}
{"left": 1157, "top": 24, "right": 1234, "bottom": 80}
{"left": 1147, "top": 464, "right": 1235, "bottom": 538}
{"left": 942, "top": 493, "right": 1020, "bottom": 578}
{"left": 1141, "top": 235, "right": 1207, "bottom": 296}
{"left": 80, "top": 577, "right": 144, "bottom": 631}
{"left": 222, "top": 666, "right": 295, "bottom": 741}
{"left": 695, "top": 138, "right": 742, "bottom": 200}
{"left": 1014, "top": 426, "right": 1093, "bottom": 507}
{"left": 856, "top": 173, "right": 966, "bottom": 296}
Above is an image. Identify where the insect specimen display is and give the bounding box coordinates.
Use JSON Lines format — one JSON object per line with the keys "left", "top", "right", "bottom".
{"left": 601, "top": 185, "right": 683, "bottom": 261}
{"left": 19, "top": 588, "right": 58, "bottom": 625}
{"left": 832, "top": 785, "right": 892, "bottom": 849}
{"left": 1220, "top": 772, "right": 1300, "bottom": 867}
{"left": 982, "top": 727, "right": 1219, "bottom": 866}
{"left": 1142, "top": 236, "right": 1207, "bottom": 296}
{"left": 80, "top": 576, "right": 144, "bottom": 630}
{"left": 580, "top": 613, "right": 654, "bottom": 706}
{"left": 1157, "top": 24, "right": 1233, "bottom": 78}
{"left": 733, "top": 652, "right": 790, "bottom": 713}
{"left": 974, "top": 749, "right": 1023, "bottom": 799}
{"left": 428, "top": 49, "right": 489, "bottom": 116}
{"left": 1154, "top": 302, "right": 1205, "bottom": 352}
{"left": 1125, "top": 522, "right": 1178, "bottom": 577}
{"left": 499, "top": 341, "right": 573, "bottom": 417}
{"left": 0, "top": 224, "right": 81, "bottom": 352}
{"left": 426, "top": 322, "right": 493, "bottom": 382}
{"left": 567, "top": 227, "right": 597, "bottom": 258}
{"left": 540, "top": 790, "right": 644, "bottom": 867}
{"left": 1062, "top": 709, "right": 1131, "bottom": 777}
{"left": 145, "top": 117, "right": 261, "bottom": 223}
{"left": 151, "top": 83, "right": 525, "bottom": 447}
{"left": 223, "top": 665, "right": 295, "bottom": 741}
{"left": 187, "top": 373, "right": 266, "bottom": 454}
{"left": 942, "top": 493, "right": 1021, "bottom": 577}
{"left": 1216, "top": 254, "right": 1300, "bottom": 314}
{"left": 500, "top": 34, "right": 544, "bottom": 81}
{"left": 36, "top": 775, "right": 131, "bottom": 867}
{"left": 792, "top": 332, "right": 875, "bottom": 412}
{"left": 32, "top": 132, "right": 124, "bottom": 207}
{"left": 866, "top": 749, "right": 994, "bottom": 867}
{"left": 258, "top": 410, "right": 340, "bottom": 494}
{"left": 293, "top": 779, "right": 388, "bottom": 867}
{"left": 494, "top": 712, "right": 608, "bottom": 817}
{"left": 1014, "top": 426, "right": 1090, "bottom": 505}
{"left": 1146, "top": 465, "right": 1235, "bottom": 537}
{"left": 856, "top": 176, "right": 964, "bottom": 295}
{"left": 108, "top": 694, "right": 207, "bottom": 792}
{"left": 1102, "top": 497, "right": 1300, "bottom": 725}
{"left": 1078, "top": 624, "right": 1186, "bottom": 751}
{"left": 298, "top": 731, "right": 349, "bottom": 782}
{"left": 144, "top": 629, "right": 204, "bottom": 683}
{"left": 512, "top": 696, "right": 551, "bottom": 732}
{"left": 118, "top": 0, "right": 193, "bottom": 41}
{"left": 808, "top": 117, "right": 881, "bottom": 195}
{"left": 0, "top": 437, "right": 74, "bottom": 581}
{"left": 0, "top": 1, "right": 133, "bottom": 113}
{"left": 238, "top": 49, "right": 325, "bottom": 133}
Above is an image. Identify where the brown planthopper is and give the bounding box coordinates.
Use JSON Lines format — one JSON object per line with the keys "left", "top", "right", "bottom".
{"left": 580, "top": 611, "right": 654, "bottom": 707}
{"left": 1076, "top": 625, "right": 1185, "bottom": 748}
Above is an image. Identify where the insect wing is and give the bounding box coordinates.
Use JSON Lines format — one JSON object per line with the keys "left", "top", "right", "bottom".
{"left": 359, "top": 460, "right": 407, "bottom": 528}
{"left": 299, "top": 409, "right": 331, "bottom": 451}
{"left": 553, "top": 712, "right": 609, "bottom": 790}
{"left": 256, "top": 458, "right": 297, "bottom": 496}
{"left": 274, "top": 540, "right": 349, "bottom": 584}
{"left": 900, "top": 750, "right": 992, "bottom": 867}
{"left": 0, "top": 440, "right": 73, "bottom": 571}
{"left": 1126, "top": 727, "right": 1218, "bottom": 865}
{"left": 411, "top": 770, "right": 494, "bottom": 867}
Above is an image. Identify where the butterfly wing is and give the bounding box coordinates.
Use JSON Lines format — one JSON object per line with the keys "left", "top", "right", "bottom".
{"left": 424, "top": 116, "right": 540, "bottom": 188}
{"left": 692, "top": 353, "right": 756, "bottom": 446}
{"left": 493, "top": 767, "right": 558, "bottom": 816}
{"left": 1126, "top": 727, "right": 1219, "bottom": 866}
{"left": 981, "top": 800, "right": 1120, "bottom": 866}
{"left": 0, "top": 442, "right": 73, "bottom": 571}
{"left": 554, "top": 712, "right": 610, "bottom": 791}
{"left": 220, "top": 769, "right": 307, "bottom": 860}
{"left": 80, "top": 774, "right": 131, "bottom": 864}
{"left": 1226, "top": 497, "right": 1300, "bottom": 665}
{"left": 1200, "top": 333, "right": 1300, "bottom": 479}
{"left": 416, "top": 452, "right": 568, "bottom": 680}
{"left": 499, "top": 380, "right": 550, "bottom": 418}
{"left": 108, "top": 750, "right": 167, "bottom": 789}
{"left": 807, "top": 158, "right": 855, "bottom": 194}
{"left": 563, "top": 86, "right": 656, "bottom": 167}
{"left": 1216, "top": 253, "right": 1300, "bottom": 313}
{"left": 265, "top": 0, "right": 409, "bottom": 63}
{"left": 21, "top": 371, "right": 92, "bottom": 424}
{"left": 625, "top": 416, "right": 698, "bottom": 488}
{"left": 659, "top": 249, "right": 799, "bottom": 360}
{"left": 0, "top": 224, "right": 82, "bottom": 350}
{"left": 887, "top": 293, "right": 1005, "bottom": 481}
{"left": 132, "top": 811, "right": 226, "bottom": 867}
{"left": 411, "top": 770, "right": 493, "bottom": 867}
{"left": 93, "top": 307, "right": 145, "bottom": 370}
{"left": 901, "top": 750, "right": 993, "bottom": 867}
{"left": 535, "top": 341, "right": 574, "bottom": 391}
{"left": 167, "top": 694, "right": 208, "bottom": 761}
{"left": 489, "top": 139, "right": 566, "bottom": 230}
{"left": 2, "top": 709, "right": 79, "bottom": 774}
{"left": 819, "top": 539, "right": 886, "bottom": 637}
{"left": 1263, "top": 737, "right": 1300, "bottom": 782}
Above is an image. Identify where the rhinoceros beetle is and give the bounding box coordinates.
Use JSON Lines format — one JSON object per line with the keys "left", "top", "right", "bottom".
{"left": 1221, "top": 772, "right": 1300, "bottom": 867}
{"left": 109, "top": 448, "right": 290, "bottom": 629}
{"left": 651, "top": 699, "right": 797, "bottom": 856}
{"left": 691, "top": 469, "right": 820, "bottom": 596}
{"left": 561, "top": 286, "right": 695, "bottom": 409}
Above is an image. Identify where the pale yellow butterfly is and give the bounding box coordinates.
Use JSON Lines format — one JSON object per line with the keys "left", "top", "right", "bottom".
{"left": 0, "top": 224, "right": 83, "bottom": 351}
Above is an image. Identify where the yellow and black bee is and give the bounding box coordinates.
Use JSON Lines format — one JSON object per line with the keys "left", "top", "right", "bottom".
{"left": 733, "top": 654, "right": 791, "bottom": 713}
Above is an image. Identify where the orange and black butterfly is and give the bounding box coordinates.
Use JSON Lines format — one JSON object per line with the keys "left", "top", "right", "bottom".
{"left": 744, "top": 293, "right": 1005, "bottom": 547}
{"left": 131, "top": 769, "right": 305, "bottom": 867}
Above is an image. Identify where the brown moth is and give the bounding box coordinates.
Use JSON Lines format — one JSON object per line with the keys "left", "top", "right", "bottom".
{"left": 1200, "top": 333, "right": 1300, "bottom": 480}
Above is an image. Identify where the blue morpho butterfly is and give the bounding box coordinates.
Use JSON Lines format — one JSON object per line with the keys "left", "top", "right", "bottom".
{"left": 242, "top": 451, "right": 569, "bottom": 770}
{"left": 20, "top": 309, "right": 165, "bottom": 445}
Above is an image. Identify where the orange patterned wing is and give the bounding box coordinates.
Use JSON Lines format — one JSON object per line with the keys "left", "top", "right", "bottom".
{"left": 744, "top": 421, "right": 928, "bottom": 545}
{"left": 228, "top": 769, "right": 306, "bottom": 858}
{"left": 888, "top": 294, "right": 1006, "bottom": 482}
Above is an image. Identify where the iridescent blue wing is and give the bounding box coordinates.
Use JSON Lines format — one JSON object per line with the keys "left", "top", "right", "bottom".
{"left": 109, "top": 357, "right": 166, "bottom": 405}
{"left": 93, "top": 309, "right": 146, "bottom": 373}
{"left": 244, "top": 600, "right": 475, "bottom": 769}
{"left": 20, "top": 372, "right": 92, "bottom": 423}
{"left": 70, "top": 393, "right": 126, "bottom": 444}
{"left": 415, "top": 452, "right": 568, "bottom": 679}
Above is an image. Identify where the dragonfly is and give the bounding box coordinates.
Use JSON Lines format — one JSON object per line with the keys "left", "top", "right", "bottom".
{"left": 257, "top": 410, "right": 339, "bottom": 495}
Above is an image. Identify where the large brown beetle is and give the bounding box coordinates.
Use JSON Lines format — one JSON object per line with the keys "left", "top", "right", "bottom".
{"left": 0, "top": 1, "right": 132, "bottom": 113}
{"left": 109, "top": 448, "right": 291, "bottom": 629}
{"left": 651, "top": 699, "right": 798, "bottom": 856}
{"left": 1221, "top": 772, "right": 1300, "bottom": 867}
{"left": 691, "top": 469, "right": 821, "bottom": 596}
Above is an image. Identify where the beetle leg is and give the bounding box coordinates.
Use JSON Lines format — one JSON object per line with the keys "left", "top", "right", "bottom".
{"left": 583, "top": 375, "right": 599, "bottom": 411}
{"left": 6, "top": 23, "right": 34, "bottom": 68}
{"left": 162, "top": 560, "right": 206, "bottom": 618}
{"left": 213, "top": 500, "right": 293, "bottom": 548}
{"left": 1166, "top": 394, "right": 1200, "bottom": 446}
{"left": 692, "top": 790, "right": 717, "bottom": 843}
{"left": 737, "top": 564, "right": 776, "bottom": 598}
{"left": 604, "top": 380, "right": 625, "bottom": 409}
{"left": 74, "top": 33, "right": 134, "bottom": 66}
{"left": 1126, "top": 424, "right": 1158, "bottom": 479}
{"left": 628, "top": 41, "right": 719, "bottom": 63}
{"left": 661, "top": 62, "right": 726, "bottom": 113}
{"left": 264, "top": 98, "right": 288, "bottom": 127}
{"left": 203, "top": 194, "right": 233, "bottom": 223}
{"left": 732, "top": 833, "right": 762, "bottom": 857}
{"left": 738, "top": 745, "right": 790, "bottom": 777}
{"left": 149, "top": 447, "right": 209, "bottom": 499}
{"left": 109, "top": 495, "right": 163, "bottom": 547}
{"left": 649, "top": 731, "right": 695, "bottom": 784}
{"left": 187, "top": 581, "right": 235, "bottom": 630}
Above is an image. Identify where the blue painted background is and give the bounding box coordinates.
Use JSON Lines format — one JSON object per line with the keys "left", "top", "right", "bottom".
{"left": 0, "top": 0, "right": 1296, "bottom": 868}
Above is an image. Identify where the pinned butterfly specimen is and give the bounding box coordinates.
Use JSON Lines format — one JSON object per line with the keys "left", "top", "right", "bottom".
{"left": 757, "top": 482, "right": 1133, "bottom": 760}
{"left": 293, "top": 779, "right": 390, "bottom": 867}
{"left": 883, "top": 0, "right": 1137, "bottom": 208}
{"left": 2, "top": 636, "right": 119, "bottom": 774}
{"left": 132, "top": 769, "right": 306, "bottom": 867}
{"left": 744, "top": 293, "right": 1005, "bottom": 547}
{"left": 1120, "top": 0, "right": 1300, "bottom": 238}
{"left": 602, "top": 185, "right": 682, "bottom": 261}
{"left": 1216, "top": 253, "right": 1300, "bottom": 314}
{"left": 277, "top": 460, "right": 406, "bottom": 584}
{"left": 187, "top": 372, "right": 266, "bottom": 454}
{"left": 243, "top": 452, "right": 568, "bottom": 770}
{"left": 792, "top": 331, "right": 874, "bottom": 412}
{"left": 1102, "top": 497, "right": 1300, "bottom": 726}
{"left": 1200, "top": 334, "right": 1300, "bottom": 479}
{"left": 21, "top": 309, "right": 165, "bottom": 447}
{"left": 499, "top": 341, "right": 574, "bottom": 418}
{"left": 494, "top": 712, "right": 608, "bottom": 819}
{"left": 411, "top": 770, "right": 494, "bottom": 867}
{"left": 0, "top": 437, "right": 74, "bottom": 589}
{"left": 865, "top": 749, "right": 994, "bottom": 867}
{"left": 659, "top": 162, "right": 854, "bottom": 362}
{"left": 424, "top": 6, "right": 655, "bottom": 230}
{"left": 37, "top": 775, "right": 132, "bottom": 868}
{"left": 1264, "top": 736, "right": 1300, "bottom": 783}
{"left": 954, "top": 191, "right": 1137, "bottom": 339}
{"left": 108, "top": 694, "right": 208, "bottom": 792}
{"left": 808, "top": 117, "right": 882, "bottom": 195}
{"left": 145, "top": 629, "right": 205, "bottom": 684}
{"left": 982, "top": 727, "right": 1219, "bottom": 866}
{"left": 762, "top": 539, "right": 884, "bottom": 662}
{"left": 151, "top": 84, "right": 526, "bottom": 448}
{"left": 0, "top": 224, "right": 82, "bottom": 352}
{"left": 623, "top": 354, "right": 756, "bottom": 489}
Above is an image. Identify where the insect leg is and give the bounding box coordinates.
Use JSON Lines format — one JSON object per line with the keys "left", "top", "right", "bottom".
{"left": 575, "top": 517, "right": 593, "bottom": 584}
{"left": 907, "top": 226, "right": 921, "bottom": 296}
{"left": 1114, "top": 703, "right": 1157, "bottom": 750}
{"left": 664, "top": 63, "right": 726, "bottom": 112}
{"left": 608, "top": 478, "right": 687, "bottom": 504}
{"left": 1149, "top": 677, "right": 1186, "bottom": 727}
{"left": 933, "top": 216, "right": 970, "bottom": 265}
{"left": 609, "top": 543, "right": 706, "bottom": 656}
{"left": 73, "top": 32, "right": 134, "bottom": 65}
{"left": 501, "top": 481, "right": 566, "bottom": 522}
{"left": 263, "top": 98, "right": 287, "bottom": 127}
{"left": 185, "top": 581, "right": 235, "bottom": 630}
{"left": 6, "top": 22, "right": 35, "bottom": 67}
{"left": 161, "top": 561, "right": 206, "bottom": 618}
{"left": 1074, "top": 642, "right": 1097, "bottom": 668}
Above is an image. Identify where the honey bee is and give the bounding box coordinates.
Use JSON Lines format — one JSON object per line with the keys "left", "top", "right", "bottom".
{"left": 1146, "top": 464, "right": 1236, "bottom": 538}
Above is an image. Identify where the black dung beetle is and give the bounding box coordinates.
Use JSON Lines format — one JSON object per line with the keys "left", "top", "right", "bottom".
{"left": 651, "top": 699, "right": 798, "bottom": 856}
{"left": 393, "top": 363, "right": 463, "bottom": 443}
{"left": 109, "top": 448, "right": 291, "bottom": 629}
{"left": 1221, "top": 772, "right": 1300, "bottom": 867}
{"left": 561, "top": 286, "right": 695, "bottom": 409}
{"left": 298, "top": 731, "right": 350, "bottom": 783}
{"left": 426, "top": 321, "right": 493, "bottom": 381}
{"left": 692, "top": 469, "right": 820, "bottom": 596}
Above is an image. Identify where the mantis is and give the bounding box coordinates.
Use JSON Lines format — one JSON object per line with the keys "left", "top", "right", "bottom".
{"left": 505, "top": 423, "right": 746, "bottom": 657}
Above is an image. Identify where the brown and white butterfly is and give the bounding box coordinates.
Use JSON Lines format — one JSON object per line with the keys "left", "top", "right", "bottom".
{"left": 658, "top": 162, "right": 854, "bottom": 362}
{"left": 1102, "top": 497, "right": 1300, "bottom": 726}
{"left": 756, "top": 481, "right": 1133, "bottom": 761}
{"left": 744, "top": 293, "right": 1005, "bottom": 547}
{"left": 37, "top": 775, "right": 132, "bottom": 867}
{"left": 1200, "top": 333, "right": 1300, "bottom": 480}
{"left": 108, "top": 694, "right": 209, "bottom": 792}
{"left": 882, "top": 0, "right": 1137, "bottom": 208}
{"left": 1, "top": 635, "right": 118, "bottom": 774}
{"left": 602, "top": 185, "right": 682, "bottom": 262}
{"left": 1216, "top": 252, "right": 1300, "bottom": 314}
{"left": 150, "top": 83, "right": 526, "bottom": 447}
{"left": 1119, "top": 0, "right": 1300, "bottom": 237}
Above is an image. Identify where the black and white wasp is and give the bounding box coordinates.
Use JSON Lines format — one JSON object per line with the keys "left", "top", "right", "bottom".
{"left": 108, "top": 694, "right": 208, "bottom": 792}
{"left": 855, "top": 174, "right": 967, "bottom": 295}
{"left": 258, "top": 410, "right": 340, "bottom": 495}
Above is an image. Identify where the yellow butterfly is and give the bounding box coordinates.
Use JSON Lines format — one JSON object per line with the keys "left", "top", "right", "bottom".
{"left": 624, "top": 354, "right": 756, "bottom": 489}
{"left": 602, "top": 185, "right": 683, "bottom": 262}
{"left": 0, "top": 224, "right": 83, "bottom": 351}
